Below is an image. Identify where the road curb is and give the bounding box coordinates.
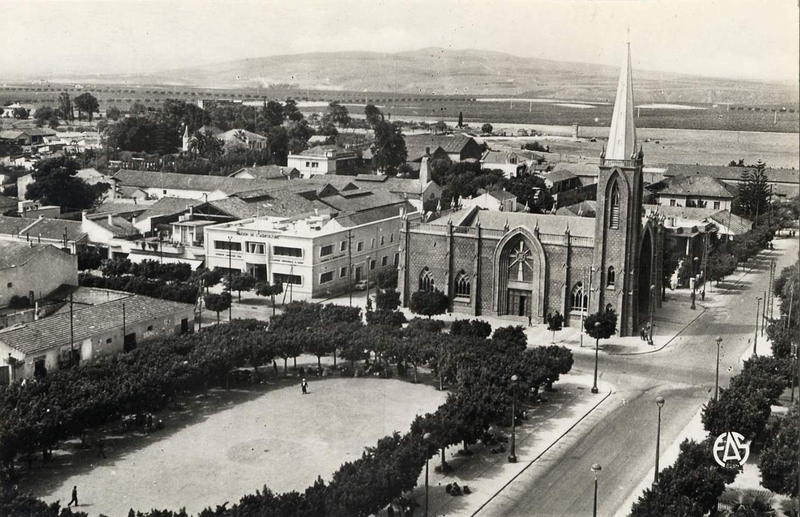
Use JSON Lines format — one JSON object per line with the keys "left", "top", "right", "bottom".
{"left": 608, "top": 304, "right": 708, "bottom": 356}
{"left": 471, "top": 386, "right": 614, "bottom": 516}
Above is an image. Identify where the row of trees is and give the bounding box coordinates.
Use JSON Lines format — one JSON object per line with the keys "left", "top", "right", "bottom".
{"left": 33, "top": 92, "right": 101, "bottom": 128}
{"left": 0, "top": 300, "right": 575, "bottom": 517}
{"left": 630, "top": 351, "right": 797, "bottom": 515}
{"left": 25, "top": 156, "right": 109, "bottom": 210}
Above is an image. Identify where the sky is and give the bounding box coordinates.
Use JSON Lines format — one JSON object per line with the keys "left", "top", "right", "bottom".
{"left": 1, "top": 0, "right": 798, "bottom": 84}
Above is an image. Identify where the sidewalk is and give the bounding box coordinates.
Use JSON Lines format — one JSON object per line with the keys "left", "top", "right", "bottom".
{"left": 381, "top": 374, "right": 612, "bottom": 517}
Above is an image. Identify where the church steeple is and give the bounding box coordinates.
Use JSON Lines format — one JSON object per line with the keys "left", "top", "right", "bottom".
{"left": 605, "top": 43, "right": 636, "bottom": 161}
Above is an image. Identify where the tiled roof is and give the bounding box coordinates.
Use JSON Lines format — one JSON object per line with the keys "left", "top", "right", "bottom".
{"left": 552, "top": 162, "right": 600, "bottom": 177}
{"left": 217, "top": 129, "right": 267, "bottom": 142}
{"left": 405, "top": 134, "right": 476, "bottom": 154}
{"left": 405, "top": 144, "right": 447, "bottom": 162}
{"left": 0, "top": 293, "right": 193, "bottom": 356}
{"left": 0, "top": 194, "right": 17, "bottom": 211}
{"left": 434, "top": 207, "right": 596, "bottom": 239}
{"left": 664, "top": 164, "right": 799, "bottom": 184}
{"left": 229, "top": 165, "right": 299, "bottom": 180}
{"left": 87, "top": 214, "right": 140, "bottom": 238}
{"left": 544, "top": 169, "right": 578, "bottom": 183}
{"left": 488, "top": 190, "right": 517, "bottom": 201}
{"left": 318, "top": 190, "right": 405, "bottom": 214}
{"left": 113, "top": 169, "right": 279, "bottom": 194}
{"left": 643, "top": 204, "right": 718, "bottom": 221}
{"left": 0, "top": 241, "right": 55, "bottom": 270}
{"left": 117, "top": 186, "right": 148, "bottom": 197}
{"left": 20, "top": 217, "right": 87, "bottom": 242}
{"left": 335, "top": 202, "right": 415, "bottom": 228}
{"left": 210, "top": 191, "right": 330, "bottom": 219}
{"left": 0, "top": 216, "right": 31, "bottom": 236}
{"left": 297, "top": 145, "right": 356, "bottom": 157}
{"left": 94, "top": 201, "right": 149, "bottom": 217}
{"left": 708, "top": 210, "right": 753, "bottom": 235}
{"left": 647, "top": 174, "right": 734, "bottom": 199}
{"left": 481, "top": 151, "right": 519, "bottom": 164}
{"left": 136, "top": 197, "right": 202, "bottom": 221}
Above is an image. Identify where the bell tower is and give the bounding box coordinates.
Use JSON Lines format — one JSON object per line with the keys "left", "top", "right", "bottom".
{"left": 592, "top": 43, "right": 645, "bottom": 337}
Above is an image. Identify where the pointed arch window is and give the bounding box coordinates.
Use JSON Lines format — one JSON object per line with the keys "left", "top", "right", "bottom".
{"left": 609, "top": 184, "right": 620, "bottom": 229}
{"left": 419, "top": 267, "right": 435, "bottom": 293}
{"left": 571, "top": 282, "right": 588, "bottom": 312}
{"left": 607, "top": 266, "right": 616, "bottom": 287}
{"left": 454, "top": 270, "right": 470, "bottom": 298}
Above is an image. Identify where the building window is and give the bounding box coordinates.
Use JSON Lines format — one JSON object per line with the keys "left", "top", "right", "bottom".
{"left": 607, "top": 266, "right": 616, "bottom": 287}
{"left": 273, "top": 246, "right": 302, "bottom": 258}
{"left": 381, "top": 255, "right": 388, "bottom": 267}
{"left": 246, "top": 242, "right": 265, "bottom": 254}
{"left": 370, "top": 237, "right": 375, "bottom": 249}
{"left": 340, "top": 241, "right": 347, "bottom": 252}
{"left": 606, "top": 303, "right": 614, "bottom": 313}
{"left": 215, "top": 240, "right": 242, "bottom": 252}
{"left": 370, "top": 259, "right": 376, "bottom": 270}
{"left": 419, "top": 267, "right": 435, "bottom": 292}
{"left": 454, "top": 270, "right": 470, "bottom": 298}
{"left": 390, "top": 233, "right": 394, "bottom": 243}
{"left": 571, "top": 282, "right": 588, "bottom": 311}
{"left": 147, "top": 325, "right": 153, "bottom": 331}
{"left": 273, "top": 272, "right": 302, "bottom": 285}
{"left": 340, "top": 266, "right": 348, "bottom": 278}
{"left": 357, "top": 241, "right": 364, "bottom": 252}
{"left": 670, "top": 199, "right": 676, "bottom": 207}
{"left": 106, "top": 338, "right": 112, "bottom": 344}
{"left": 320, "top": 271, "right": 334, "bottom": 284}
{"left": 609, "top": 184, "right": 620, "bottom": 229}
{"left": 6, "top": 282, "right": 11, "bottom": 288}
{"left": 320, "top": 244, "right": 334, "bottom": 257}
{"left": 713, "top": 201, "right": 720, "bottom": 210}
{"left": 380, "top": 235, "right": 385, "bottom": 246}
{"left": 305, "top": 161, "right": 310, "bottom": 167}
{"left": 163, "top": 189, "right": 167, "bottom": 195}
{"left": 394, "top": 253, "right": 399, "bottom": 266}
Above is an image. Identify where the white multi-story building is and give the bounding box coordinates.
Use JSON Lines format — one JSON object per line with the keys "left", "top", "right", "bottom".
{"left": 204, "top": 203, "right": 412, "bottom": 300}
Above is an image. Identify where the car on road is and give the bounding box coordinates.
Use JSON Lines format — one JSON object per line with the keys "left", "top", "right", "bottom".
{"left": 354, "top": 280, "right": 374, "bottom": 291}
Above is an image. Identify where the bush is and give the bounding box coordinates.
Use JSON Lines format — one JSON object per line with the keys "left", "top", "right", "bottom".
{"left": 409, "top": 290, "right": 449, "bottom": 318}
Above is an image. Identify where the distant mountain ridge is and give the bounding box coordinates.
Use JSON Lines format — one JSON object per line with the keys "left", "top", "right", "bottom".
{"left": 73, "top": 48, "right": 800, "bottom": 105}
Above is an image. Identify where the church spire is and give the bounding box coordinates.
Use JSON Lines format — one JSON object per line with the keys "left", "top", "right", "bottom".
{"left": 606, "top": 43, "right": 636, "bottom": 161}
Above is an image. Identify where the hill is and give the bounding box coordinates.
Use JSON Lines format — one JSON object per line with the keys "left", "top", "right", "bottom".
{"left": 122, "top": 47, "right": 797, "bottom": 105}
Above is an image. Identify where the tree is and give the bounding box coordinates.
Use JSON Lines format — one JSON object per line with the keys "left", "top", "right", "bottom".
{"left": 58, "top": 92, "right": 73, "bottom": 122}
{"left": 375, "top": 288, "right": 401, "bottom": 312}
{"left": 502, "top": 174, "right": 554, "bottom": 214}
{"left": 283, "top": 99, "right": 303, "bottom": 122}
{"left": 262, "top": 101, "right": 284, "bottom": 127}
{"left": 737, "top": 161, "right": 771, "bottom": 221}
{"left": 481, "top": 123, "right": 493, "bottom": 135}
{"left": 451, "top": 319, "right": 492, "bottom": 338}
{"left": 326, "top": 102, "right": 350, "bottom": 127}
{"left": 77, "top": 246, "right": 104, "bottom": 270}
{"left": 106, "top": 106, "right": 121, "bottom": 121}
{"left": 705, "top": 251, "right": 737, "bottom": 288}
{"left": 457, "top": 111, "right": 463, "bottom": 127}
{"left": 74, "top": 93, "right": 100, "bottom": 122}
{"left": 225, "top": 272, "right": 257, "bottom": 301}
{"left": 409, "top": 290, "right": 449, "bottom": 318}
{"left": 702, "top": 387, "right": 771, "bottom": 441}
{"left": 759, "top": 409, "right": 799, "bottom": 498}
{"left": 33, "top": 106, "right": 55, "bottom": 126}
{"left": 204, "top": 292, "right": 232, "bottom": 323}
{"left": 375, "top": 267, "right": 398, "bottom": 290}
{"left": 547, "top": 311, "right": 564, "bottom": 343}
{"left": 26, "top": 156, "right": 108, "bottom": 209}
{"left": 584, "top": 308, "right": 617, "bottom": 340}
{"left": 365, "top": 104, "right": 383, "bottom": 127}
{"left": 433, "top": 121, "right": 448, "bottom": 134}
{"left": 255, "top": 281, "right": 283, "bottom": 317}
{"left": 373, "top": 121, "right": 407, "bottom": 174}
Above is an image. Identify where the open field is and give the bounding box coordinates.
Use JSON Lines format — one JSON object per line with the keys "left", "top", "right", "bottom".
{"left": 2, "top": 83, "right": 798, "bottom": 133}
{"left": 25, "top": 377, "right": 446, "bottom": 517}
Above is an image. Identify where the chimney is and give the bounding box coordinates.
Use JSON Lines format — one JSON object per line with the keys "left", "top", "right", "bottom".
{"left": 419, "top": 156, "right": 430, "bottom": 186}
{"left": 107, "top": 214, "right": 114, "bottom": 226}
{"left": 314, "top": 208, "right": 319, "bottom": 217}
{"left": 189, "top": 205, "right": 194, "bottom": 217}
{"left": 203, "top": 193, "right": 208, "bottom": 203}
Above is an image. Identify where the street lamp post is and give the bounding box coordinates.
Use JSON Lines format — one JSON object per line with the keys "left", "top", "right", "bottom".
{"left": 228, "top": 236, "right": 233, "bottom": 321}
{"left": 691, "top": 256, "right": 698, "bottom": 310}
{"left": 649, "top": 284, "right": 656, "bottom": 345}
{"left": 714, "top": 336, "right": 723, "bottom": 401}
{"left": 754, "top": 297, "right": 762, "bottom": 356}
{"left": 591, "top": 463, "right": 602, "bottom": 517}
{"left": 654, "top": 396, "right": 665, "bottom": 486}
{"left": 423, "top": 432, "right": 432, "bottom": 517}
{"left": 591, "top": 321, "right": 600, "bottom": 394}
{"left": 791, "top": 343, "right": 798, "bottom": 404}
{"left": 509, "top": 374, "right": 518, "bottom": 463}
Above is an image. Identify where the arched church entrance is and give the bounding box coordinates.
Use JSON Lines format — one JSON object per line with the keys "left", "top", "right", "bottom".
{"left": 494, "top": 231, "right": 546, "bottom": 318}
{"left": 637, "top": 227, "right": 654, "bottom": 325}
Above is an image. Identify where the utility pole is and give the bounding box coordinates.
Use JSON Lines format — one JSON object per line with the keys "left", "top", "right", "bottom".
{"left": 348, "top": 229, "right": 353, "bottom": 307}
{"left": 580, "top": 267, "right": 586, "bottom": 348}
{"left": 122, "top": 303, "right": 126, "bottom": 346}
{"left": 762, "top": 290, "right": 767, "bottom": 336}
{"left": 69, "top": 292, "right": 75, "bottom": 366}
{"left": 754, "top": 297, "right": 762, "bottom": 356}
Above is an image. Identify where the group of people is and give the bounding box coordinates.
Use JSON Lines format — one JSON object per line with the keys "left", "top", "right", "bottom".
{"left": 639, "top": 324, "right": 651, "bottom": 343}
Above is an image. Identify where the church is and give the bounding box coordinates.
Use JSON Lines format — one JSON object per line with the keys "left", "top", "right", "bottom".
{"left": 397, "top": 44, "right": 666, "bottom": 337}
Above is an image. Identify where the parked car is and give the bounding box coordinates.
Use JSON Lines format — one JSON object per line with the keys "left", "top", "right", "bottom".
{"left": 354, "top": 280, "right": 374, "bottom": 291}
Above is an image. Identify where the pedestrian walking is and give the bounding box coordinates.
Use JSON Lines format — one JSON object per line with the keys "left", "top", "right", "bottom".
{"left": 272, "top": 359, "right": 278, "bottom": 375}
{"left": 301, "top": 378, "right": 308, "bottom": 395}
{"left": 96, "top": 438, "right": 106, "bottom": 459}
{"left": 67, "top": 486, "right": 78, "bottom": 507}
{"left": 528, "top": 314, "right": 532, "bottom": 327}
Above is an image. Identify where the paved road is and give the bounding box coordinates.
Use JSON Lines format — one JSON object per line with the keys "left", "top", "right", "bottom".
{"left": 478, "top": 237, "right": 798, "bottom": 517}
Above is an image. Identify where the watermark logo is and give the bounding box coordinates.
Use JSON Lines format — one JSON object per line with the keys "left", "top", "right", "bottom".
{"left": 713, "top": 431, "right": 750, "bottom": 468}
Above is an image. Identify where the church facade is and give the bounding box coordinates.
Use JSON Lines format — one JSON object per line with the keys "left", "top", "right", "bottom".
{"left": 398, "top": 45, "right": 665, "bottom": 337}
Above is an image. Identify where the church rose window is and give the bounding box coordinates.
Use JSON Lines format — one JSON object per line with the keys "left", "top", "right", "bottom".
{"left": 607, "top": 266, "right": 616, "bottom": 287}
{"left": 455, "top": 270, "right": 470, "bottom": 298}
{"left": 419, "top": 267, "right": 435, "bottom": 293}
{"left": 610, "top": 184, "right": 620, "bottom": 229}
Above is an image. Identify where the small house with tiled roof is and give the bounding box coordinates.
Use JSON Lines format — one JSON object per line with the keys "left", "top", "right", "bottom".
{"left": 228, "top": 165, "right": 300, "bottom": 180}
{"left": 404, "top": 133, "right": 483, "bottom": 162}
{"left": 646, "top": 174, "right": 735, "bottom": 210}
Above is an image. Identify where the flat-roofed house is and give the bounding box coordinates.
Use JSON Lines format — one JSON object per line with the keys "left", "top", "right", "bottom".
{"left": 0, "top": 241, "right": 78, "bottom": 310}
{"left": 287, "top": 145, "right": 360, "bottom": 178}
